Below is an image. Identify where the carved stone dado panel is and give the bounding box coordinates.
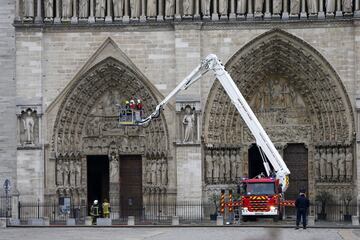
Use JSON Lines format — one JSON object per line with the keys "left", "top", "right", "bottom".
{"left": 51, "top": 57, "right": 169, "bottom": 202}
{"left": 202, "top": 30, "right": 355, "bottom": 190}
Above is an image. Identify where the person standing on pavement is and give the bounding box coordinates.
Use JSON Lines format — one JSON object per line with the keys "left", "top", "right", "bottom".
{"left": 295, "top": 189, "right": 310, "bottom": 229}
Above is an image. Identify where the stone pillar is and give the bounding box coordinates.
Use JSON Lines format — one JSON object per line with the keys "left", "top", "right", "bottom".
{"left": 355, "top": 0, "right": 360, "bottom": 16}
{"left": 175, "top": 0, "right": 182, "bottom": 20}
{"left": 140, "top": 0, "right": 146, "bottom": 21}
{"left": 318, "top": 0, "right": 325, "bottom": 18}
{"left": 335, "top": 0, "right": 342, "bottom": 17}
{"left": 194, "top": 0, "right": 200, "bottom": 19}
{"left": 71, "top": 0, "right": 79, "bottom": 23}
{"left": 15, "top": 0, "right": 21, "bottom": 21}
{"left": 105, "top": 0, "right": 113, "bottom": 22}
{"left": 54, "top": 0, "right": 61, "bottom": 23}
{"left": 229, "top": 0, "right": 236, "bottom": 19}
{"left": 89, "top": 0, "right": 96, "bottom": 22}
{"left": 158, "top": 0, "right": 164, "bottom": 21}
{"left": 282, "top": 0, "right": 289, "bottom": 19}
{"left": 212, "top": 0, "right": 219, "bottom": 20}
{"left": 35, "top": 0, "right": 42, "bottom": 22}
{"left": 264, "top": 0, "right": 271, "bottom": 18}
{"left": 356, "top": 98, "right": 360, "bottom": 221}
{"left": 247, "top": 0, "right": 254, "bottom": 19}
{"left": 300, "top": 0, "right": 307, "bottom": 18}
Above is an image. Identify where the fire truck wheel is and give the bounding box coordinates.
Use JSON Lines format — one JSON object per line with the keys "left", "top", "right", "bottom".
{"left": 273, "top": 215, "right": 279, "bottom": 222}
{"left": 241, "top": 216, "right": 248, "bottom": 222}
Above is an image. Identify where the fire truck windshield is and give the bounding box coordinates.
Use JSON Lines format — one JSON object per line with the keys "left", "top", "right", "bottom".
{"left": 244, "top": 182, "right": 275, "bottom": 195}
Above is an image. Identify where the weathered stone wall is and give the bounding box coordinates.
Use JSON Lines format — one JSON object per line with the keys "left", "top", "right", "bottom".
{"left": 0, "top": 0, "right": 16, "bottom": 192}
{"left": 12, "top": 22, "right": 360, "bottom": 202}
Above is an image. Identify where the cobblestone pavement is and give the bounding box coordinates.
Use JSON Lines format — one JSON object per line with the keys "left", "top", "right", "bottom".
{"left": 0, "top": 227, "right": 359, "bottom": 240}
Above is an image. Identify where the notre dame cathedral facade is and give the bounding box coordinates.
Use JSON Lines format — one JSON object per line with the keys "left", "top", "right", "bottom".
{"left": 0, "top": 0, "right": 360, "bottom": 221}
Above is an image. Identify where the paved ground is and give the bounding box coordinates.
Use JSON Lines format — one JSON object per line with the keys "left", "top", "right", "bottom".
{"left": 0, "top": 227, "right": 359, "bottom": 240}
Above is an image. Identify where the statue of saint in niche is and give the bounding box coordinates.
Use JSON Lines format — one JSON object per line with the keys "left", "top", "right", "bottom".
{"left": 183, "top": 106, "right": 195, "bottom": 143}
{"left": 22, "top": 109, "right": 35, "bottom": 144}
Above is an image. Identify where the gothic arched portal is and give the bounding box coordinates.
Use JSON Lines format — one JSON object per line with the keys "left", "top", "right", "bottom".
{"left": 203, "top": 29, "right": 355, "bottom": 201}
{"left": 47, "top": 41, "right": 170, "bottom": 211}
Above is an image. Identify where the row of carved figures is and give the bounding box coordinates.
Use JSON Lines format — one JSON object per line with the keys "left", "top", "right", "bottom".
{"left": 314, "top": 145, "right": 353, "bottom": 182}
{"left": 17, "top": 0, "right": 360, "bottom": 23}
{"left": 205, "top": 148, "right": 242, "bottom": 184}
{"left": 144, "top": 158, "right": 168, "bottom": 186}
{"left": 56, "top": 157, "right": 82, "bottom": 187}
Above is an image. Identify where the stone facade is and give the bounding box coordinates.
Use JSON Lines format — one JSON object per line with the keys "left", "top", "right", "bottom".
{"left": 0, "top": 1, "right": 359, "bottom": 218}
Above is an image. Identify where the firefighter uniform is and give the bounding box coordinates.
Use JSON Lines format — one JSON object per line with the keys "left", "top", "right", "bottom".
{"left": 90, "top": 200, "right": 100, "bottom": 225}
{"left": 102, "top": 199, "right": 110, "bottom": 218}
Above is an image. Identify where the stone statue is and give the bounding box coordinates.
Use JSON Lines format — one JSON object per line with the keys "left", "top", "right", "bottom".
{"left": 205, "top": 151, "right": 213, "bottom": 182}
{"left": 290, "top": 0, "right": 300, "bottom": 15}
{"left": 146, "top": 161, "right": 152, "bottom": 183}
{"left": 110, "top": 153, "right": 119, "bottom": 182}
{"left": 219, "top": 0, "right": 228, "bottom": 15}
{"left": 237, "top": 0, "right": 247, "bottom": 14}
{"left": 219, "top": 151, "right": 225, "bottom": 183}
{"left": 307, "top": 0, "right": 318, "bottom": 14}
{"left": 224, "top": 150, "right": 231, "bottom": 181}
{"left": 201, "top": 0, "right": 211, "bottom": 15}
{"left": 156, "top": 161, "right": 161, "bottom": 185}
{"left": 319, "top": 148, "right": 326, "bottom": 180}
{"left": 113, "top": 0, "right": 124, "bottom": 18}
{"left": 342, "top": 0, "right": 353, "bottom": 13}
{"left": 230, "top": 150, "right": 237, "bottom": 181}
{"left": 75, "top": 159, "right": 81, "bottom": 186}
{"left": 325, "top": 0, "right": 335, "bottom": 13}
{"left": 62, "top": 0, "right": 73, "bottom": 19}
{"left": 56, "top": 159, "right": 64, "bottom": 186}
{"left": 151, "top": 160, "right": 157, "bottom": 184}
{"left": 95, "top": 0, "right": 106, "bottom": 18}
{"left": 22, "top": 109, "right": 35, "bottom": 144}
{"left": 326, "top": 148, "right": 332, "bottom": 179}
{"left": 345, "top": 147, "right": 353, "bottom": 181}
{"left": 130, "top": 0, "right": 140, "bottom": 18}
{"left": 236, "top": 150, "right": 242, "bottom": 179}
{"left": 24, "top": 0, "right": 34, "bottom": 18}
{"left": 147, "top": 0, "right": 157, "bottom": 17}
{"left": 213, "top": 150, "right": 220, "bottom": 183}
{"left": 183, "top": 0, "right": 193, "bottom": 15}
{"left": 254, "top": 0, "right": 264, "bottom": 14}
{"left": 79, "top": 0, "right": 89, "bottom": 18}
{"left": 161, "top": 159, "right": 168, "bottom": 185}
{"left": 272, "top": 0, "right": 282, "bottom": 14}
{"left": 63, "top": 160, "right": 70, "bottom": 186}
{"left": 332, "top": 148, "right": 339, "bottom": 181}
{"left": 338, "top": 147, "right": 345, "bottom": 181}
{"left": 183, "top": 106, "right": 195, "bottom": 143}
{"left": 314, "top": 148, "right": 320, "bottom": 181}
{"left": 70, "top": 160, "right": 76, "bottom": 186}
{"left": 44, "top": 0, "right": 54, "bottom": 18}
{"left": 165, "top": 0, "right": 175, "bottom": 16}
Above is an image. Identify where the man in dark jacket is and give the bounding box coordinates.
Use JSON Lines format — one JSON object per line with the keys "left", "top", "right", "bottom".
{"left": 295, "top": 189, "right": 310, "bottom": 229}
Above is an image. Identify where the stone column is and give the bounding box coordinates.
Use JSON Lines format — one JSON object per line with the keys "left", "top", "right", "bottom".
{"left": 355, "top": 0, "right": 360, "bottom": 16}
{"left": 335, "top": 0, "right": 343, "bottom": 17}
{"left": 109, "top": 155, "right": 120, "bottom": 219}
{"left": 355, "top": 98, "right": 360, "bottom": 221}
{"left": 318, "top": 0, "right": 325, "bottom": 18}
{"left": 71, "top": 0, "right": 79, "bottom": 23}
{"left": 282, "top": 0, "right": 289, "bottom": 19}
{"left": 15, "top": 0, "right": 21, "bottom": 21}
{"left": 105, "top": 0, "right": 113, "bottom": 22}
{"left": 194, "top": 0, "right": 200, "bottom": 19}
{"left": 247, "top": 0, "right": 254, "bottom": 19}
{"left": 175, "top": 0, "right": 181, "bottom": 20}
{"left": 158, "top": 0, "right": 164, "bottom": 21}
{"left": 300, "top": 0, "right": 307, "bottom": 18}
{"left": 264, "top": 0, "right": 271, "bottom": 18}
{"left": 123, "top": 0, "right": 130, "bottom": 22}
{"left": 140, "top": 0, "right": 146, "bottom": 21}
{"left": 212, "top": 0, "right": 219, "bottom": 20}
{"left": 35, "top": 0, "right": 42, "bottom": 23}
{"left": 89, "top": 0, "right": 96, "bottom": 22}
{"left": 54, "top": 0, "right": 61, "bottom": 23}
{"left": 230, "top": 0, "right": 236, "bottom": 19}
